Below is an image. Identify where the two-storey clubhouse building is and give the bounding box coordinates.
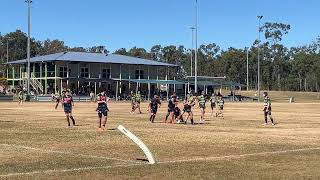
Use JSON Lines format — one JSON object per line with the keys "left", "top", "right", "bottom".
{"left": 6, "top": 51, "right": 180, "bottom": 98}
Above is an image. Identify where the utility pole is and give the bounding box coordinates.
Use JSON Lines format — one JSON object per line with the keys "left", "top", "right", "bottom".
{"left": 257, "top": 15, "right": 263, "bottom": 102}
{"left": 190, "top": 27, "right": 195, "bottom": 77}
{"left": 247, "top": 48, "right": 249, "bottom": 91}
{"left": 194, "top": 0, "right": 198, "bottom": 94}
{"left": 26, "top": 0, "right": 32, "bottom": 96}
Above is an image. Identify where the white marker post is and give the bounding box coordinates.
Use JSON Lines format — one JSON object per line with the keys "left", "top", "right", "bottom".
{"left": 117, "top": 125, "right": 156, "bottom": 164}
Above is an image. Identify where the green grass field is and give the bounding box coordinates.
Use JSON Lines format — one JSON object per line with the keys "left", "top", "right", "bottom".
{"left": 1, "top": 95, "right": 320, "bottom": 179}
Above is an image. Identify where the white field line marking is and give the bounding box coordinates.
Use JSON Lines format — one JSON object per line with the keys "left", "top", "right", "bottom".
{"left": 1, "top": 146, "right": 320, "bottom": 177}
{"left": 0, "top": 144, "right": 139, "bottom": 164}
{"left": 158, "top": 147, "right": 320, "bottom": 164}
{"left": 0, "top": 163, "right": 146, "bottom": 178}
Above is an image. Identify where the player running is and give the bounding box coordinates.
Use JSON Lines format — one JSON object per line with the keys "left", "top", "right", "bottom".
{"left": 163, "top": 93, "right": 177, "bottom": 124}
{"left": 53, "top": 91, "right": 62, "bottom": 109}
{"left": 183, "top": 94, "right": 195, "bottom": 125}
{"left": 96, "top": 91, "right": 109, "bottom": 130}
{"left": 197, "top": 91, "right": 206, "bottom": 124}
{"left": 216, "top": 92, "right": 224, "bottom": 118}
{"left": 62, "top": 90, "right": 76, "bottom": 127}
{"left": 263, "top": 92, "right": 275, "bottom": 126}
{"left": 18, "top": 90, "right": 24, "bottom": 105}
{"left": 209, "top": 93, "right": 217, "bottom": 117}
{"left": 147, "top": 95, "right": 161, "bottom": 123}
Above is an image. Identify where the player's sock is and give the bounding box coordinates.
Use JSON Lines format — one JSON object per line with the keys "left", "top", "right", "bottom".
{"left": 152, "top": 115, "right": 156, "bottom": 123}
{"left": 265, "top": 117, "right": 268, "bottom": 124}
{"left": 270, "top": 117, "right": 274, "bottom": 124}
{"left": 70, "top": 116, "right": 76, "bottom": 125}
{"left": 66, "top": 116, "right": 70, "bottom": 126}
{"left": 191, "top": 118, "right": 194, "bottom": 125}
{"left": 99, "top": 118, "right": 102, "bottom": 128}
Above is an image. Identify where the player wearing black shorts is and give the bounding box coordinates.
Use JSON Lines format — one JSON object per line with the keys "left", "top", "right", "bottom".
{"left": 163, "top": 93, "right": 177, "bottom": 124}
{"left": 135, "top": 91, "right": 142, "bottom": 114}
{"left": 174, "top": 106, "right": 184, "bottom": 123}
{"left": 216, "top": 92, "right": 224, "bottom": 118}
{"left": 197, "top": 91, "right": 206, "bottom": 124}
{"left": 96, "top": 91, "right": 109, "bottom": 130}
{"left": 18, "top": 90, "right": 24, "bottom": 105}
{"left": 209, "top": 93, "right": 216, "bottom": 116}
{"left": 183, "top": 94, "right": 195, "bottom": 125}
{"left": 263, "top": 92, "right": 274, "bottom": 126}
{"left": 148, "top": 95, "right": 161, "bottom": 123}
{"left": 62, "top": 90, "right": 76, "bottom": 127}
{"left": 130, "top": 91, "right": 136, "bottom": 113}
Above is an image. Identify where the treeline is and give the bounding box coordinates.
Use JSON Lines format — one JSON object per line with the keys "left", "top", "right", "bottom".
{"left": 1, "top": 22, "right": 320, "bottom": 92}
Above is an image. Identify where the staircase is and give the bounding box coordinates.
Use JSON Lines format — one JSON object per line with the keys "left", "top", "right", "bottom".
{"left": 22, "top": 72, "right": 44, "bottom": 94}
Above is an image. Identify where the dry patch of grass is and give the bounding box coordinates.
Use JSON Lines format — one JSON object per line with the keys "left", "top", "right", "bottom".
{"left": 0, "top": 100, "right": 320, "bottom": 179}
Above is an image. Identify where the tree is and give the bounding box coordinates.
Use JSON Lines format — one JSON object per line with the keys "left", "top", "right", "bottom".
{"left": 88, "top": 46, "right": 108, "bottom": 54}
{"left": 128, "top": 47, "right": 148, "bottom": 58}
{"left": 114, "top": 48, "right": 128, "bottom": 56}
{"left": 40, "top": 39, "right": 68, "bottom": 55}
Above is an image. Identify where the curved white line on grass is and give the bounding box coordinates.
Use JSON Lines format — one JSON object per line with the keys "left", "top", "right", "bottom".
{"left": 0, "top": 144, "right": 138, "bottom": 164}
{"left": 0, "top": 163, "right": 146, "bottom": 178}
{"left": 118, "top": 125, "right": 156, "bottom": 164}
{"left": 158, "top": 147, "right": 320, "bottom": 164}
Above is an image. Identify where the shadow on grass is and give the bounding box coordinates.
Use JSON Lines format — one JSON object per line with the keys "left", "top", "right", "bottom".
{"left": 136, "top": 158, "right": 149, "bottom": 162}
{"left": 0, "top": 120, "right": 15, "bottom": 123}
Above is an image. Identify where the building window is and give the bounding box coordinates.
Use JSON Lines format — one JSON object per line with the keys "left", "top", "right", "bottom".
{"left": 102, "top": 69, "right": 111, "bottom": 79}
{"left": 81, "top": 67, "right": 89, "bottom": 78}
{"left": 60, "top": 67, "right": 68, "bottom": 78}
{"left": 135, "top": 70, "right": 144, "bottom": 79}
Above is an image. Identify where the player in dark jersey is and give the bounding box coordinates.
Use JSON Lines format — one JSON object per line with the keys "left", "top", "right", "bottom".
{"left": 96, "top": 91, "right": 109, "bottom": 130}
{"left": 263, "top": 92, "right": 275, "bottom": 126}
{"left": 163, "top": 93, "right": 177, "bottom": 124}
{"left": 147, "top": 95, "right": 161, "bottom": 123}
{"left": 62, "top": 90, "right": 76, "bottom": 127}
{"left": 174, "top": 106, "right": 184, "bottom": 123}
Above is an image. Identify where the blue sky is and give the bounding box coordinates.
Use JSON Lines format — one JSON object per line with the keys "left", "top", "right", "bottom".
{"left": 1, "top": 0, "right": 320, "bottom": 52}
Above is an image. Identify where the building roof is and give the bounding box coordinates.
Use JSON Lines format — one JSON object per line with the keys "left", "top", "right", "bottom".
{"left": 6, "top": 51, "right": 178, "bottom": 67}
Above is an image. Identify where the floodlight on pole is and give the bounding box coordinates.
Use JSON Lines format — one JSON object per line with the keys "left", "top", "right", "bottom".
{"left": 257, "top": 15, "right": 263, "bottom": 102}
{"left": 194, "top": 0, "right": 198, "bottom": 94}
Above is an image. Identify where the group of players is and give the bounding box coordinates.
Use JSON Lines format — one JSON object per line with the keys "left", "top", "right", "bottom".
{"left": 147, "top": 91, "right": 226, "bottom": 125}
{"left": 53, "top": 89, "right": 275, "bottom": 129}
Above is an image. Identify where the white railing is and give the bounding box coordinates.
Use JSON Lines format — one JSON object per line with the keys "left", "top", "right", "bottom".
{"left": 22, "top": 72, "right": 44, "bottom": 94}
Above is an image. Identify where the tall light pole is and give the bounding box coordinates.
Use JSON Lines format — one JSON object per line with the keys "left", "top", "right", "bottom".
{"left": 246, "top": 48, "right": 249, "bottom": 91}
{"left": 194, "top": 0, "right": 198, "bottom": 94}
{"left": 6, "top": 38, "right": 11, "bottom": 79}
{"left": 257, "top": 15, "right": 263, "bottom": 102}
{"left": 26, "top": 0, "right": 32, "bottom": 95}
{"left": 190, "top": 27, "right": 195, "bottom": 77}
